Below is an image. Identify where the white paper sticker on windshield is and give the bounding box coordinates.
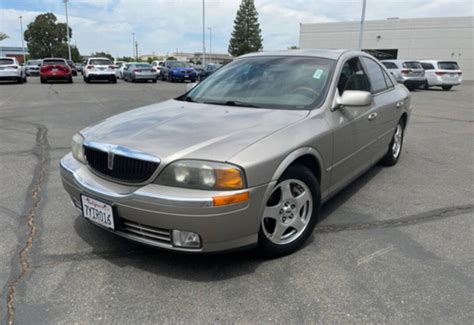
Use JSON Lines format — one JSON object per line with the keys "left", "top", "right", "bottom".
{"left": 313, "top": 69, "right": 323, "bottom": 79}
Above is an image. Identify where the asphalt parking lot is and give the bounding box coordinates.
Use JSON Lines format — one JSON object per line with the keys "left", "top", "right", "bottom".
{"left": 0, "top": 77, "right": 472, "bottom": 324}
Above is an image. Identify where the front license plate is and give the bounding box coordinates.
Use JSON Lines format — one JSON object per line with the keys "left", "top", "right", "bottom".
{"left": 81, "top": 195, "right": 115, "bottom": 230}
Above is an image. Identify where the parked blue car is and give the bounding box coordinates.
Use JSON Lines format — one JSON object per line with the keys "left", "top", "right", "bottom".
{"left": 160, "top": 61, "right": 197, "bottom": 82}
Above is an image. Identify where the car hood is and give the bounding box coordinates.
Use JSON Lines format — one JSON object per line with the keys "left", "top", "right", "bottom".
{"left": 81, "top": 100, "right": 308, "bottom": 163}
{"left": 172, "top": 67, "right": 194, "bottom": 72}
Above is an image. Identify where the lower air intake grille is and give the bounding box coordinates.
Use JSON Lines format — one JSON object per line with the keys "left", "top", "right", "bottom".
{"left": 120, "top": 220, "right": 171, "bottom": 245}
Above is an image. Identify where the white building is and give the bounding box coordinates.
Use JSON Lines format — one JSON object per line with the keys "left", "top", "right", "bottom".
{"left": 299, "top": 16, "right": 474, "bottom": 80}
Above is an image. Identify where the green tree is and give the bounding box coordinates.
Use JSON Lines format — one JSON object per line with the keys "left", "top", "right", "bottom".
{"left": 90, "top": 52, "right": 114, "bottom": 61}
{"left": 0, "top": 32, "right": 8, "bottom": 41}
{"left": 166, "top": 56, "right": 177, "bottom": 61}
{"left": 228, "top": 0, "right": 263, "bottom": 57}
{"left": 24, "top": 13, "right": 77, "bottom": 59}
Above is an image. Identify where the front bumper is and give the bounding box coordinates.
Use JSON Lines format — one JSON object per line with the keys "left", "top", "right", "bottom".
{"left": 60, "top": 153, "right": 269, "bottom": 253}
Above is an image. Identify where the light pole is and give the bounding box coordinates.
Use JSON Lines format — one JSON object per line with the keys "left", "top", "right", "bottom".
{"left": 202, "top": 0, "right": 206, "bottom": 66}
{"left": 208, "top": 27, "right": 212, "bottom": 64}
{"left": 358, "top": 0, "right": 367, "bottom": 50}
{"left": 63, "top": 0, "right": 72, "bottom": 60}
{"left": 19, "top": 16, "right": 26, "bottom": 63}
{"left": 132, "top": 32, "right": 136, "bottom": 59}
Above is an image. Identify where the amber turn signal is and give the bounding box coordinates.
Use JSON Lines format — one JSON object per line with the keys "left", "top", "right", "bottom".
{"left": 212, "top": 192, "right": 249, "bottom": 206}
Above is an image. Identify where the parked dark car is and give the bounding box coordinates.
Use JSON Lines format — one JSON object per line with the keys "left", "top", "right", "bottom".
{"left": 198, "top": 63, "right": 222, "bottom": 81}
{"left": 160, "top": 61, "right": 197, "bottom": 82}
{"left": 66, "top": 60, "right": 78, "bottom": 76}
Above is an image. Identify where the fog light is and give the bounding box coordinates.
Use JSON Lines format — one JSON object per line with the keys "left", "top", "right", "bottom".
{"left": 172, "top": 230, "right": 202, "bottom": 248}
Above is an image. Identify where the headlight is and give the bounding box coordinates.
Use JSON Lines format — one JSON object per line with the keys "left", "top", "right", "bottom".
{"left": 71, "top": 133, "right": 86, "bottom": 163}
{"left": 156, "top": 160, "right": 245, "bottom": 190}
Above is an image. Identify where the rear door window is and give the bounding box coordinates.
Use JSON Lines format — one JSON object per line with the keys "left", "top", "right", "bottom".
{"left": 438, "top": 61, "right": 460, "bottom": 70}
{"left": 361, "top": 57, "right": 389, "bottom": 94}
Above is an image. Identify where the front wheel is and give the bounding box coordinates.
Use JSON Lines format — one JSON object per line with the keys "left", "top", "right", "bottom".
{"left": 442, "top": 85, "right": 452, "bottom": 91}
{"left": 258, "top": 164, "right": 320, "bottom": 257}
{"left": 380, "top": 119, "right": 405, "bottom": 166}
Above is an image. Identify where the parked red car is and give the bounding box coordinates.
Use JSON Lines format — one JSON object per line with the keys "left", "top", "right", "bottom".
{"left": 40, "top": 58, "right": 73, "bottom": 83}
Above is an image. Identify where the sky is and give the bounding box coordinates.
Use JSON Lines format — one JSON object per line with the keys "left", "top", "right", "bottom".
{"left": 0, "top": 0, "right": 472, "bottom": 58}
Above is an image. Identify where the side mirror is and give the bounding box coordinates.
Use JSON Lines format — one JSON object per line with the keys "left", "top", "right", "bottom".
{"left": 186, "top": 83, "right": 198, "bottom": 92}
{"left": 337, "top": 90, "right": 372, "bottom": 108}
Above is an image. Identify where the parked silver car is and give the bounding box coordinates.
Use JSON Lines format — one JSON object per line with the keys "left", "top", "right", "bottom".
{"left": 381, "top": 60, "right": 426, "bottom": 90}
{"left": 122, "top": 62, "right": 158, "bottom": 83}
{"left": 60, "top": 50, "right": 411, "bottom": 256}
{"left": 420, "top": 60, "right": 462, "bottom": 91}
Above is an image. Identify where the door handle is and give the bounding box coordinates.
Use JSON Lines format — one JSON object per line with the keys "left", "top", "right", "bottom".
{"left": 368, "top": 112, "right": 378, "bottom": 121}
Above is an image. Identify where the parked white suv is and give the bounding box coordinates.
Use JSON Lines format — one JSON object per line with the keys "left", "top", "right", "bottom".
{"left": 381, "top": 60, "right": 426, "bottom": 91}
{"left": 0, "top": 57, "right": 27, "bottom": 83}
{"left": 83, "top": 57, "right": 117, "bottom": 83}
{"left": 420, "top": 60, "right": 462, "bottom": 91}
{"left": 151, "top": 60, "right": 164, "bottom": 74}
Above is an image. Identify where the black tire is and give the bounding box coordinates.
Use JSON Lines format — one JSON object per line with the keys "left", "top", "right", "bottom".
{"left": 422, "top": 81, "right": 429, "bottom": 90}
{"left": 17, "top": 77, "right": 23, "bottom": 84}
{"left": 112, "top": 77, "right": 117, "bottom": 84}
{"left": 23, "top": 76, "right": 27, "bottom": 83}
{"left": 258, "top": 164, "right": 320, "bottom": 257}
{"left": 40, "top": 77, "right": 46, "bottom": 84}
{"left": 68, "top": 76, "right": 73, "bottom": 83}
{"left": 442, "top": 85, "right": 452, "bottom": 91}
{"left": 152, "top": 79, "right": 157, "bottom": 83}
{"left": 380, "top": 118, "right": 405, "bottom": 167}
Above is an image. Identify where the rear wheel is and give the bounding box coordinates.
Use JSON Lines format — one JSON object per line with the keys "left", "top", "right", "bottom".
{"left": 442, "top": 85, "right": 452, "bottom": 91}
{"left": 40, "top": 77, "right": 46, "bottom": 84}
{"left": 152, "top": 79, "right": 157, "bottom": 83}
{"left": 68, "top": 76, "right": 73, "bottom": 83}
{"left": 380, "top": 119, "right": 405, "bottom": 166}
{"left": 17, "top": 77, "right": 23, "bottom": 84}
{"left": 258, "top": 164, "right": 320, "bottom": 257}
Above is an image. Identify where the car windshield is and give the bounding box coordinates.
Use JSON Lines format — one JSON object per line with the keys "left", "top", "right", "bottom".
{"left": 0, "top": 59, "right": 14, "bottom": 65}
{"left": 135, "top": 64, "right": 152, "bottom": 68}
{"left": 90, "top": 59, "right": 112, "bottom": 65}
{"left": 184, "top": 56, "right": 334, "bottom": 109}
{"left": 169, "top": 61, "right": 188, "bottom": 68}
{"left": 438, "top": 61, "right": 460, "bottom": 70}
{"left": 43, "top": 60, "right": 66, "bottom": 65}
{"left": 27, "top": 60, "right": 42, "bottom": 66}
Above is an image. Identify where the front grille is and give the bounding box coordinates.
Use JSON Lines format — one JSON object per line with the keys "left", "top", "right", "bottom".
{"left": 120, "top": 220, "right": 172, "bottom": 245}
{"left": 84, "top": 146, "right": 159, "bottom": 183}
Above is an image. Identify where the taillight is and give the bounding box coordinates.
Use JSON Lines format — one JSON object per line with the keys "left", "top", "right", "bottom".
{"left": 435, "top": 71, "right": 446, "bottom": 76}
{"left": 134, "top": 69, "right": 142, "bottom": 73}
{"left": 87, "top": 65, "right": 94, "bottom": 69}
{"left": 401, "top": 69, "right": 411, "bottom": 74}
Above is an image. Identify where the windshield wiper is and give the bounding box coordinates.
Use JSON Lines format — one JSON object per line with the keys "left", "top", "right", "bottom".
{"left": 203, "top": 100, "right": 262, "bottom": 108}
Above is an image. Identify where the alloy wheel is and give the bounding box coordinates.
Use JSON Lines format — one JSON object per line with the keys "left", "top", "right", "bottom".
{"left": 262, "top": 179, "right": 313, "bottom": 245}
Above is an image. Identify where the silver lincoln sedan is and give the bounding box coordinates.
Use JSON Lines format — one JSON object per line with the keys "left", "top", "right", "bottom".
{"left": 60, "top": 49, "right": 411, "bottom": 256}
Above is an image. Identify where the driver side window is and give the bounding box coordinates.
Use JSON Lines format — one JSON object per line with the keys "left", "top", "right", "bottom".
{"left": 337, "top": 57, "right": 371, "bottom": 95}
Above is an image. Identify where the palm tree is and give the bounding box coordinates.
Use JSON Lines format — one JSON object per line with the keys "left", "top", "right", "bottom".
{"left": 0, "top": 32, "right": 9, "bottom": 41}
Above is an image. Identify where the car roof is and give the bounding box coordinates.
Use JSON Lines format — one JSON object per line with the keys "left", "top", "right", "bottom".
{"left": 88, "top": 57, "right": 112, "bottom": 60}
{"left": 0, "top": 57, "right": 16, "bottom": 60}
{"left": 42, "top": 58, "right": 66, "bottom": 61}
{"left": 239, "top": 49, "right": 352, "bottom": 60}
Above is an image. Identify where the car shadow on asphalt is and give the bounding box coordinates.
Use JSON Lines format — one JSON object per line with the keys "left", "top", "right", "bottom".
{"left": 72, "top": 164, "right": 383, "bottom": 281}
